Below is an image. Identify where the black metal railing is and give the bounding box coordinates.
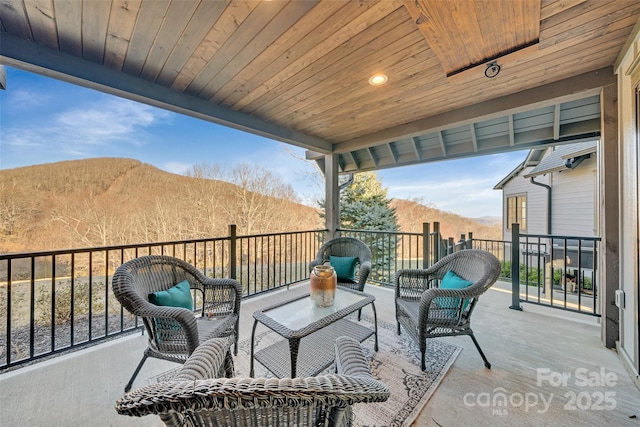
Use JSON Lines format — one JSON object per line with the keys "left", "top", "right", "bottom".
{"left": 0, "top": 221, "right": 602, "bottom": 371}
{"left": 341, "top": 221, "right": 453, "bottom": 284}
{"left": 482, "top": 223, "right": 601, "bottom": 317}
{"left": 0, "top": 227, "right": 323, "bottom": 371}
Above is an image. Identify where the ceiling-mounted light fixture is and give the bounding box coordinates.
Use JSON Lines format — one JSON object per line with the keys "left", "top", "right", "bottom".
{"left": 484, "top": 61, "right": 501, "bottom": 78}
{"left": 368, "top": 74, "right": 388, "bottom": 86}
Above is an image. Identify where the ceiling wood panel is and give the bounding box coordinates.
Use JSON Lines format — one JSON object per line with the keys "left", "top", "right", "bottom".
{"left": 24, "top": 0, "right": 56, "bottom": 49}
{"left": 154, "top": 0, "right": 229, "bottom": 87}
{"left": 257, "top": 7, "right": 422, "bottom": 120}
{"left": 212, "top": 1, "right": 347, "bottom": 105}
{"left": 0, "top": 1, "right": 31, "bottom": 40}
{"left": 122, "top": 0, "right": 170, "bottom": 76}
{"left": 171, "top": 1, "right": 261, "bottom": 92}
{"left": 1, "top": 0, "right": 638, "bottom": 172}
{"left": 310, "top": 17, "right": 635, "bottom": 142}
{"left": 406, "top": 0, "right": 540, "bottom": 76}
{"left": 270, "top": 34, "right": 431, "bottom": 124}
{"left": 103, "top": 0, "right": 142, "bottom": 70}
{"left": 138, "top": 0, "right": 200, "bottom": 82}
{"left": 540, "top": 0, "right": 587, "bottom": 21}
{"left": 81, "top": 0, "right": 111, "bottom": 64}
{"left": 201, "top": 0, "right": 319, "bottom": 102}
{"left": 187, "top": 0, "right": 285, "bottom": 97}
{"left": 179, "top": 0, "right": 261, "bottom": 95}
{"left": 232, "top": 0, "right": 403, "bottom": 113}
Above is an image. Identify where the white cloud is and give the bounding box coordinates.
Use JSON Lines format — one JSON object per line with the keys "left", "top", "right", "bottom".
{"left": 10, "top": 89, "right": 46, "bottom": 109}
{"left": 4, "top": 97, "right": 171, "bottom": 155}
{"left": 163, "top": 162, "right": 191, "bottom": 175}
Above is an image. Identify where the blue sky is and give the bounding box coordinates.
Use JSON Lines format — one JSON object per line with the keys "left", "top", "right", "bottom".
{"left": 0, "top": 67, "right": 527, "bottom": 218}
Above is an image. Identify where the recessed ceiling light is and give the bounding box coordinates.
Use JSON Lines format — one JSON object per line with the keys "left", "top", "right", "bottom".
{"left": 368, "top": 74, "right": 388, "bottom": 86}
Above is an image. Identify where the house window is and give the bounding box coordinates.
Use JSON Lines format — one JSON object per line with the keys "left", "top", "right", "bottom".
{"left": 507, "top": 195, "right": 526, "bottom": 231}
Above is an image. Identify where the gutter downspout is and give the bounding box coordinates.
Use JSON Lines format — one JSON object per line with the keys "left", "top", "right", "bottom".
{"left": 530, "top": 177, "right": 552, "bottom": 234}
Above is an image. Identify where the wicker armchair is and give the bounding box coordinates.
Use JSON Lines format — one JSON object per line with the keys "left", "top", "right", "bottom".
{"left": 115, "top": 336, "right": 390, "bottom": 427}
{"left": 395, "top": 249, "right": 501, "bottom": 370}
{"left": 112, "top": 255, "right": 242, "bottom": 392}
{"left": 309, "top": 237, "right": 372, "bottom": 292}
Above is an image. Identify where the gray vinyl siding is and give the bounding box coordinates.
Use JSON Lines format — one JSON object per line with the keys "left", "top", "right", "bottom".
{"left": 499, "top": 155, "right": 597, "bottom": 243}
{"left": 551, "top": 156, "right": 596, "bottom": 237}
{"left": 501, "top": 167, "right": 549, "bottom": 241}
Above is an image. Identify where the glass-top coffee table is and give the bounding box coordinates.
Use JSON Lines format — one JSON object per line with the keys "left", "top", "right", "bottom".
{"left": 250, "top": 287, "right": 378, "bottom": 378}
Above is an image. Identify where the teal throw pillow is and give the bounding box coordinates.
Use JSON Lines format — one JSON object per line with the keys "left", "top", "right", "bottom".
{"left": 149, "top": 280, "right": 194, "bottom": 340}
{"left": 433, "top": 270, "right": 473, "bottom": 316}
{"left": 330, "top": 255, "right": 358, "bottom": 283}
{"left": 149, "top": 279, "right": 194, "bottom": 310}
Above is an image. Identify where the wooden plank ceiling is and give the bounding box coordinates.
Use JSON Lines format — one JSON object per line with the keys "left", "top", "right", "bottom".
{"left": 1, "top": 0, "right": 638, "bottom": 174}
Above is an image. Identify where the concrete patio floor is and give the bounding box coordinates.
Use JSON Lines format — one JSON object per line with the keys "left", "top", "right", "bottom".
{"left": 1, "top": 281, "right": 639, "bottom": 426}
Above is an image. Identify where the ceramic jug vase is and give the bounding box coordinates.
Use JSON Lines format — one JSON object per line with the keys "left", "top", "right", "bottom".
{"left": 310, "top": 265, "right": 337, "bottom": 307}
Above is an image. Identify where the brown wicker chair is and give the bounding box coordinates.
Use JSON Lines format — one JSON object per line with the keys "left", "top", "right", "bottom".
{"left": 112, "top": 255, "right": 242, "bottom": 392}
{"left": 115, "top": 336, "right": 390, "bottom": 427}
{"left": 395, "top": 249, "right": 501, "bottom": 370}
{"left": 309, "top": 237, "right": 372, "bottom": 292}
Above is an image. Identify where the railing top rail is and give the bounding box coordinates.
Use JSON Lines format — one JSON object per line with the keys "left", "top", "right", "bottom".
{"left": 0, "top": 237, "right": 229, "bottom": 260}
{"left": 520, "top": 233, "right": 601, "bottom": 241}
{"left": 236, "top": 229, "right": 324, "bottom": 239}
{"left": 339, "top": 228, "right": 424, "bottom": 237}
{"left": 0, "top": 229, "right": 327, "bottom": 260}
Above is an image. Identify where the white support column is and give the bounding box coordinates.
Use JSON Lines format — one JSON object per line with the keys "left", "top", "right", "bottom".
{"left": 599, "top": 83, "right": 619, "bottom": 349}
{"left": 325, "top": 153, "right": 340, "bottom": 239}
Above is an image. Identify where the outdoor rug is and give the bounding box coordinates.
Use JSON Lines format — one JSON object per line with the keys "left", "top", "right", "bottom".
{"left": 150, "top": 316, "right": 461, "bottom": 427}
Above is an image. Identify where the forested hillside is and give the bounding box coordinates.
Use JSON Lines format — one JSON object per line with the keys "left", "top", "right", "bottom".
{"left": 392, "top": 199, "right": 502, "bottom": 241}
{"left": 0, "top": 158, "right": 322, "bottom": 253}
{"left": 0, "top": 158, "right": 501, "bottom": 253}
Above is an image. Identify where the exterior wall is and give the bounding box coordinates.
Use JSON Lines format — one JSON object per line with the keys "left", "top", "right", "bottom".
{"left": 501, "top": 152, "right": 597, "bottom": 241}
{"left": 616, "top": 29, "right": 640, "bottom": 380}
{"left": 501, "top": 166, "right": 549, "bottom": 242}
{"left": 551, "top": 156, "right": 597, "bottom": 237}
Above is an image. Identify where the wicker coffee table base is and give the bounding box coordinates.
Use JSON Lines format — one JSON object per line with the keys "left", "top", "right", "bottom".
{"left": 254, "top": 318, "right": 376, "bottom": 378}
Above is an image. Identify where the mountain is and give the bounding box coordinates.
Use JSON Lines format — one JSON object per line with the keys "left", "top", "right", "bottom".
{"left": 392, "top": 199, "right": 502, "bottom": 241}
{"left": 472, "top": 216, "right": 502, "bottom": 227}
{"left": 0, "top": 158, "right": 501, "bottom": 253}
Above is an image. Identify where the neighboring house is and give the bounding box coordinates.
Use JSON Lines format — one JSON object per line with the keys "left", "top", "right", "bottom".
{"left": 494, "top": 141, "right": 599, "bottom": 292}
{"left": 494, "top": 140, "right": 598, "bottom": 240}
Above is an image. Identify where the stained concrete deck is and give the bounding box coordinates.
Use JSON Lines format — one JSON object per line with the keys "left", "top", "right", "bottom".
{"left": 1, "top": 281, "right": 639, "bottom": 426}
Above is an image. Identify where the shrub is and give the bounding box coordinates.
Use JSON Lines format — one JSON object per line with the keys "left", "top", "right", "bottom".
{"left": 36, "top": 280, "right": 105, "bottom": 324}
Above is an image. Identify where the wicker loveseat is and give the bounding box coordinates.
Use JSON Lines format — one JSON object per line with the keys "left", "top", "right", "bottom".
{"left": 112, "top": 255, "right": 242, "bottom": 392}
{"left": 395, "top": 249, "right": 501, "bottom": 370}
{"left": 115, "top": 336, "right": 390, "bottom": 427}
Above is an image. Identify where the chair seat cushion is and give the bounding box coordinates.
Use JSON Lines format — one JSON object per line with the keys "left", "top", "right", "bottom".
{"left": 330, "top": 256, "right": 358, "bottom": 283}
{"left": 149, "top": 279, "right": 194, "bottom": 310}
{"left": 434, "top": 270, "right": 473, "bottom": 316}
{"left": 197, "top": 314, "right": 239, "bottom": 343}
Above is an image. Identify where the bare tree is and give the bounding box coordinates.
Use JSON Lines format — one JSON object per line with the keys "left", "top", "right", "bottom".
{"left": 0, "top": 180, "right": 41, "bottom": 237}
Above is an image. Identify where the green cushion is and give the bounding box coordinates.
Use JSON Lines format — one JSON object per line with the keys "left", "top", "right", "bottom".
{"left": 433, "top": 270, "right": 473, "bottom": 316}
{"left": 330, "top": 255, "right": 358, "bottom": 283}
{"left": 149, "top": 279, "right": 194, "bottom": 310}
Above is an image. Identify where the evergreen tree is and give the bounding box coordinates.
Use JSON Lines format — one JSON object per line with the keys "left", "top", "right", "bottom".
{"left": 339, "top": 172, "right": 399, "bottom": 282}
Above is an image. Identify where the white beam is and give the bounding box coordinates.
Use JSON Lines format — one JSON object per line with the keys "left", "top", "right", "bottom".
{"left": 411, "top": 136, "right": 421, "bottom": 160}
{"left": 508, "top": 114, "right": 515, "bottom": 146}
{"left": 367, "top": 147, "right": 378, "bottom": 166}
{"left": 387, "top": 142, "right": 397, "bottom": 163}
{"left": 438, "top": 131, "right": 446, "bottom": 157}
{"left": 470, "top": 124, "right": 478, "bottom": 152}
{"left": 553, "top": 104, "right": 561, "bottom": 140}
